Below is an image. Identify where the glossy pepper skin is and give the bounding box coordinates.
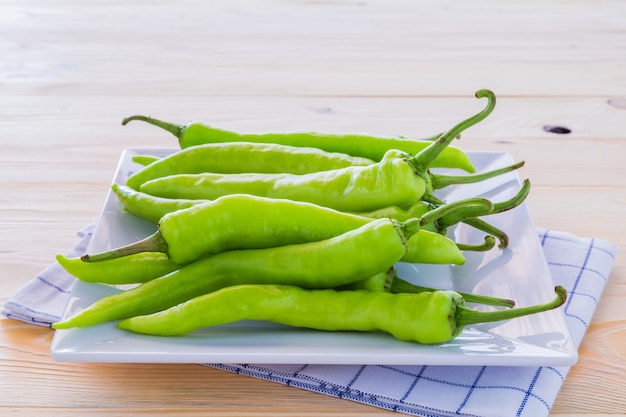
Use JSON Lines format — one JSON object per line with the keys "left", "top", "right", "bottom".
{"left": 121, "top": 117, "right": 476, "bottom": 173}
{"left": 126, "top": 142, "right": 375, "bottom": 190}
{"left": 116, "top": 284, "right": 567, "bottom": 344}
{"left": 53, "top": 217, "right": 421, "bottom": 329}
{"left": 84, "top": 193, "right": 477, "bottom": 265}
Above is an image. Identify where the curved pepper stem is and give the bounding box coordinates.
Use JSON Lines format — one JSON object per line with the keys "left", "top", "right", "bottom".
{"left": 461, "top": 218, "right": 510, "bottom": 249}
{"left": 462, "top": 218, "right": 510, "bottom": 249}
{"left": 123, "top": 115, "right": 185, "bottom": 144}
{"left": 388, "top": 272, "right": 515, "bottom": 308}
{"left": 456, "top": 286, "right": 567, "bottom": 327}
{"left": 418, "top": 197, "right": 493, "bottom": 227}
{"left": 431, "top": 161, "right": 525, "bottom": 190}
{"left": 491, "top": 178, "right": 531, "bottom": 214}
{"left": 435, "top": 179, "right": 531, "bottom": 231}
{"left": 456, "top": 235, "right": 497, "bottom": 252}
{"left": 422, "top": 179, "right": 530, "bottom": 250}
{"left": 341, "top": 267, "right": 516, "bottom": 308}
{"left": 408, "top": 89, "right": 496, "bottom": 173}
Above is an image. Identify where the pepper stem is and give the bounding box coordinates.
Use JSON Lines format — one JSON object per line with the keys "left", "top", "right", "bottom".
{"left": 492, "top": 179, "right": 531, "bottom": 214}
{"left": 456, "top": 286, "right": 567, "bottom": 327}
{"left": 431, "top": 161, "right": 525, "bottom": 190}
{"left": 122, "top": 115, "right": 184, "bottom": 142}
{"left": 419, "top": 131, "right": 459, "bottom": 142}
{"left": 456, "top": 235, "right": 497, "bottom": 252}
{"left": 389, "top": 274, "right": 515, "bottom": 308}
{"left": 80, "top": 231, "right": 168, "bottom": 262}
{"left": 435, "top": 179, "right": 531, "bottom": 231}
{"left": 397, "top": 217, "right": 422, "bottom": 240}
{"left": 408, "top": 89, "right": 496, "bottom": 173}
{"left": 419, "top": 197, "right": 493, "bottom": 227}
{"left": 339, "top": 268, "right": 516, "bottom": 308}
{"left": 462, "top": 218, "right": 509, "bottom": 249}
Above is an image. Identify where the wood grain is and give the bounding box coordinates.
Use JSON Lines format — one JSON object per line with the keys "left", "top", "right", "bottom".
{"left": 1, "top": 0, "right": 625, "bottom": 415}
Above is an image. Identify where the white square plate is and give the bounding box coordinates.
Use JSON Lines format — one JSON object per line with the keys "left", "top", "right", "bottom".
{"left": 51, "top": 149, "right": 577, "bottom": 366}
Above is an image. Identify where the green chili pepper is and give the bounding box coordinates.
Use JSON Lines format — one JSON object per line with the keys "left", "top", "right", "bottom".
{"left": 56, "top": 252, "right": 181, "bottom": 285}
{"left": 111, "top": 187, "right": 471, "bottom": 265}
{"left": 462, "top": 218, "right": 511, "bottom": 249}
{"left": 121, "top": 113, "right": 476, "bottom": 173}
{"left": 400, "top": 229, "right": 470, "bottom": 264}
{"left": 112, "top": 183, "right": 209, "bottom": 224}
{"left": 115, "top": 284, "right": 567, "bottom": 344}
{"left": 137, "top": 91, "right": 505, "bottom": 211}
{"left": 83, "top": 193, "right": 484, "bottom": 265}
{"left": 53, "top": 217, "right": 422, "bottom": 329}
{"left": 126, "top": 142, "right": 375, "bottom": 190}
{"left": 137, "top": 156, "right": 522, "bottom": 213}
{"left": 131, "top": 155, "right": 160, "bottom": 166}
{"left": 112, "top": 183, "right": 499, "bottom": 254}
{"left": 67, "top": 228, "right": 466, "bottom": 286}
{"left": 342, "top": 267, "right": 515, "bottom": 308}
{"left": 137, "top": 148, "right": 423, "bottom": 210}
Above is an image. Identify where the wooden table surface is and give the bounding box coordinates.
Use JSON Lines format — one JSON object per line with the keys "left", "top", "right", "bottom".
{"left": 1, "top": 1, "right": 625, "bottom": 415}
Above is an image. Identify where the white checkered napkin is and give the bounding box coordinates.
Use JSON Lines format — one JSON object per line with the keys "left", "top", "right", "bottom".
{"left": 2, "top": 227, "right": 618, "bottom": 417}
{"left": 2, "top": 224, "right": 94, "bottom": 326}
{"left": 211, "top": 230, "right": 617, "bottom": 417}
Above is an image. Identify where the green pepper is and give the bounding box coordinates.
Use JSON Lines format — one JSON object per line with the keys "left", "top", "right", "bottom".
{"left": 82, "top": 193, "right": 487, "bottom": 265}
{"left": 116, "top": 284, "right": 567, "bottom": 344}
{"left": 67, "top": 228, "right": 467, "bottom": 287}
{"left": 131, "top": 155, "right": 160, "bottom": 166}
{"left": 111, "top": 184, "right": 499, "bottom": 254}
{"left": 126, "top": 142, "right": 375, "bottom": 190}
{"left": 112, "top": 183, "right": 209, "bottom": 224}
{"left": 138, "top": 154, "right": 521, "bottom": 212}
{"left": 121, "top": 108, "right": 477, "bottom": 173}
{"left": 136, "top": 91, "right": 506, "bottom": 211}
{"left": 53, "top": 217, "right": 422, "bottom": 329}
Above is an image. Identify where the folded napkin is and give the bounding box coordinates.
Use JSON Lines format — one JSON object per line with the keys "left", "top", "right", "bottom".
{"left": 2, "top": 225, "right": 617, "bottom": 417}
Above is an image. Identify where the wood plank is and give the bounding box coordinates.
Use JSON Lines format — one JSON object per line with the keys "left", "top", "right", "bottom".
{"left": 2, "top": 0, "right": 625, "bottom": 415}
{"left": 2, "top": 1, "right": 626, "bottom": 97}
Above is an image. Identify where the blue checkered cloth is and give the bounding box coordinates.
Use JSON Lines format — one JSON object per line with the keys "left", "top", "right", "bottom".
{"left": 2, "top": 225, "right": 617, "bottom": 417}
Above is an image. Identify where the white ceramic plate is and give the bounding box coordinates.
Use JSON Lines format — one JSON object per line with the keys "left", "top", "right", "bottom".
{"left": 51, "top": 149, "right": 578, "bottom": 366}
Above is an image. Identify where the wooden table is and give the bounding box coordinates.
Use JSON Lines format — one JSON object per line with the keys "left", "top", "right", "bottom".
{"left": 2, "top": 1, "right": 625, "bottom": 415}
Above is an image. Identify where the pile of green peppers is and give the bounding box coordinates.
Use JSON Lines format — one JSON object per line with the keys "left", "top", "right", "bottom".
{"left": 52, "top": 89, "right": 567, "bottom": 345}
